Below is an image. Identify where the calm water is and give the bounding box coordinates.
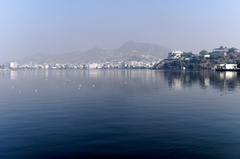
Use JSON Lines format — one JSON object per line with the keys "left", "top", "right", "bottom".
{"left": 0, "top": 70, "right": 240, "bottom": 159}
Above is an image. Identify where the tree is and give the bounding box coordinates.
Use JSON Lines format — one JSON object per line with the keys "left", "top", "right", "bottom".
{"left": 199, "top": 50, "right": 208, "bottom": 56}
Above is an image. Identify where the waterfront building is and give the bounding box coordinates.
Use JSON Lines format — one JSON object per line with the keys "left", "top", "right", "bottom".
{"left": 216, "top": 64, "right": 238, "bottom": 71}
{"left": 9, "top": 62, "right": 19, "bottom": 69}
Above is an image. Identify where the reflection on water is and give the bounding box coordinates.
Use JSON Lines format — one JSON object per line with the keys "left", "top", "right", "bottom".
{"left": 1, "top": 70, "right": 240, "bottom": 92}
{"left": 1, "top": 70, "right": 240, "bottom": 159}
{"left": 164, "top": 71, "right": 240, "bottom": 91}
{"left": 10, "top": 71, "right": 18, "bottom": 80}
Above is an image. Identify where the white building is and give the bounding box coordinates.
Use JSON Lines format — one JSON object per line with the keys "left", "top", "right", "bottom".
{"left": 216, "top": 64, "right": 238, "bottom": 70}
{"left": 204, "top": 54, "right": 211, "bottom": 58}
{"left": 235, "top": 49, "right": 240, "bottom": 53}
{"left": 88, "top": 63, "right": 101, "bottom": 69}
{"left": 168, "top": 51, "right": 183, "bottom": 59}
{"left": 44, "top": 64, "right": 50, "bottom": 69}
{"left": 213, "top": 46, "right": 228, "bottom": 53}
{"left": 225, "top": 64, "right": 238, "bottom": 70}
{"left": 9, "top": 62, "right": 19, "bottom": 69}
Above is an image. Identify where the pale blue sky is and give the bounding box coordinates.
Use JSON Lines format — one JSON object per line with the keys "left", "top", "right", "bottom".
{"left": 1, "top": 0, "right": 240, "bottom": 61}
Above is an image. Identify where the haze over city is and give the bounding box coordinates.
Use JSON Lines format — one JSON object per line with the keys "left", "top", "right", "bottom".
{"left": 1, "top": 0, "right": 240, "bottom": 62}
{"left": 2, "top": 1, "right": 240, "bottom": 159}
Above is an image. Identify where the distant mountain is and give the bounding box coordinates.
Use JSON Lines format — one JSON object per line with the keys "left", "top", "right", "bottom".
{"left": 116, "top": 41, "right": 169, "bottom": 58}
{"left": 20, "top": 42, "right": 170, "bottom": 64}
{"left": 20, "top": 48, "right": 110, "bottom": 64}
{"left": 45, "top": 48, "right": 110, "bottom": 64}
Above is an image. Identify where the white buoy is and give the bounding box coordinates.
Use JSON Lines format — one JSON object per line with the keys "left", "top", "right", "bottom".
{"left": 76, "top": 84, "right": 81, "bottom": 90}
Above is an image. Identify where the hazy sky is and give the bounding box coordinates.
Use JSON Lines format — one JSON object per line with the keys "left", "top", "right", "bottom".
{"left": 1, "top": 0, "right": 240, "bottom": 61}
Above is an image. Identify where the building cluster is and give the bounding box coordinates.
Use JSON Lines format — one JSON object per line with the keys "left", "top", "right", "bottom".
{"left": 154, "top": 46, "right": 240, "bottom": 70}
{"left": 168, "top": 46, "right": 240, "bottom": 60}
{"left": 1, "top": 46, "right": 240, "bottom": 71}
{"left": 0, "top": 61, "right": 159, "bottom": 70}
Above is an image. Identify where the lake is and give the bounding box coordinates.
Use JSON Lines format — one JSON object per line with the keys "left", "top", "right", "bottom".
{"left": 0, "top": 70, "right": 240, "bottom": 159}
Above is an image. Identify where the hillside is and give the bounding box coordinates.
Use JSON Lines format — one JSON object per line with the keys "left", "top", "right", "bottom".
{"left": 20, "top": 42, "right": 170, "bottom": 64}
